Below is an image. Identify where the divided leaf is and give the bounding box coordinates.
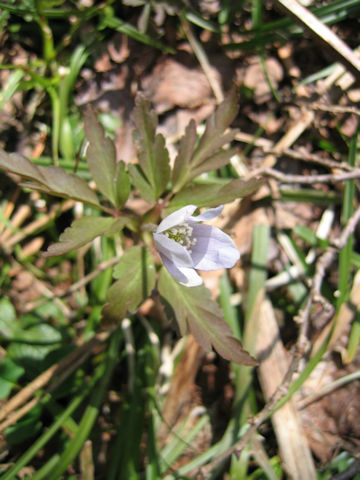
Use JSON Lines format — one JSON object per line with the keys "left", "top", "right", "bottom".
{"left": 114, "top": 160, "right": 130, "bottom": 208}
{"left": 43, "top": 216, "right": 127, "bottom": 257}
{"left": 166, "top": 176, "right": 264, "bottom": 213}
{"left": 171, "top": 119, "right": 197, "bottom": 191}
{"left": 0, "top": 356, "right": 25, "bottom": 399}
{"left": 128, "top": 163, "right": 156, "bottom": 204}
{"left": 158, "top": 268, "right": 257, "bottom": 365}
{"left": 0, "top": 149, "right": 100, "bottom": 207}
{"left": 189, "top": 148, "right": 237, "bottom": 181}
{"left": 84, "top": 107, "right": 119, "bottom": 207}
{"left": 102, "top": 246, "right": 156, "bottom": 322}
{"left": 132, "top": 95, "right": 170, "bottom": 200}
{"left": 172, "top": 89, "right": 239, "bottom": 193}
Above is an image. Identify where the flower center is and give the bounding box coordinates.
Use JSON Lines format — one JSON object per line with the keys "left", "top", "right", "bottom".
{"left": 164, "top": 223, "right": 197, "bottom": 252}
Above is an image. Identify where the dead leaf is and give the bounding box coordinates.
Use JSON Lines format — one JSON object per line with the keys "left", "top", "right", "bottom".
{"left": 142, "top": 56, "right": 218, "bottom": 113}
{"left": 240, "top": 57, "right": 283, "bottom": 104}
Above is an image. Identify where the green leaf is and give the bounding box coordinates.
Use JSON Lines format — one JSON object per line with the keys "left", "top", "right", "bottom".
{"left": 158, "top": 268, "right": 257, "bottom": 365}
{"left": 0, "top": 69, "right": 24, "bottom": 110}
{"left": 172, "top": 89, "right": 239, "bottom": 192}
{"left": 167, "top": 177, "right": 263, "bottom": 213}
{"left": 132, "top": 94, "right": 170, "bottom": 199}
{"left": 6, "top": 404, "right": 43, "bottom": 446}
{"left": 0, "top": 298, "right": 22, "bottom": 351}
{"left": 0, "top": 298, "right": 16, "bottom": 338}
{"left": 172, "top": 119, "right": 197, "bottom": 192}
{"left": 128, "top": 163, "right": 156, "bottom": 204}
{"left": 101, "top": 14, "right": 175, "bottom": 53}
{"left": 114, "top": 160, "right": 130, "bottom": 208}
{"left": 337, "top": 124, "right": 357, "bottom": 313}
{"left": 7, "top": 323, "right": 63, "bottom": 379}
{"left": 84, "top": 106, "right": 118, "bottom": 206}
{"left": 43, "top": 216, "right": 127, "bottom": 257}
{"left": 0, "top": 149, "right": 100, "bottom": 207}
{"left": 293, "top": 224, "right": 318, "bottom": 246}
{"left": 102, "top": 246, "right": 156, "bottom": 322}
{"left": 0, "top": 356, "right": 25, "bottom": 399}
{"left": 9, "top": 323, "right": 63, "bottom": 346}
{"left": 189, "top": 148, "right": 238, "bottom": 180}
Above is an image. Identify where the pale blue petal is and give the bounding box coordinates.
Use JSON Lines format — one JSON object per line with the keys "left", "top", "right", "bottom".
{"left": 188, "top": 205, "right": 223, "bottom": 222}
{"left": 156, "top": 205, "right": 197, "bottom": 233}
{"left": 153, "top": 232, "right": 193, "bottom": 267}
{"left": 190, "top": 224, "right": 240, "bottom": 270}
{"left": 161, "top": 255, "right": 203, "bottom": 287}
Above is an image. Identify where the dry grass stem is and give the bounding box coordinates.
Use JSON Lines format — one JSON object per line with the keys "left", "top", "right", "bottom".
{"left": 276, "top": 0, "right": 360, "bottom": 81}
{"left": 0, "top": 332, "right": 110, "bottom": 431}
{"left": 256, "top": 298, "right": 317, "bottom": 480}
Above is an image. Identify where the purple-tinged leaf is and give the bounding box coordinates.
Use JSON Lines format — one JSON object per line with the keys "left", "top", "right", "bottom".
{"left": 172, "top": 119, "right": 197, "bottom": 193}
{"left": 166, "top": 177, "right": 263, "bottom": 213}
{"left": 133, "top": 95, "right": 170, "bottom": 199}
{"left": 114, "top": 160, "right": 130, "bottom": 208}
{"left": 0, "top": 149, "right": 45, "bottom": 183}
{"left": 158, "top": 268, "right": 257, "bottom": 365}
{"left": 0, "top": 149, "right": 100, "bottom": 207}
{"left": 191, "top": 88, "right": 239, "bottom": 168}
{"left": 188, "top": 148, "right": 237, "bottom": 181}
{"left": 43, "top": 216, "right": 127, "bottom": 257}
{"left": 170, "top": 89, "right": 239, "bottom": 192}
{"left": 84, "top": 106, "right": 118, "bottom": 206}
{"left": 128, "top": 164, "right": 155, "bottom": 204}
{"left": 102, "top": 246, "right": 156, "bottom": 322}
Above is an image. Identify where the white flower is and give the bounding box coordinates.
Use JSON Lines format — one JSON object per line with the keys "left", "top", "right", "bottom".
{"left": 153, "top": 205, "right": 240, "bottom": 287}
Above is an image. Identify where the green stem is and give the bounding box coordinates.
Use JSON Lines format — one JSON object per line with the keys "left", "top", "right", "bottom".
{"left": 47, "top": 327, "right": 122, "bottom": 479}
{"left": 35, "top": 0, "right": 55, "bottom": 63}
{"left": 0, "top": 362, "right": 101, "bottom": 480}
{"left": 47, "top": 86, "right": 60, "bottom": 165}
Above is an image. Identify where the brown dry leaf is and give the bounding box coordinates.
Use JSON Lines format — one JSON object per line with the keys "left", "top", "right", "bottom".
{"left": 94, "top": 47, "right": 113, "bottom": 72}
{"left": 340, "top": 114, "right": 358, "bottom": 137}
{"left": 157, "top": 335, "right": 204, "bottom": 445}
{"left": 240, "top": 57, "right": 283, "bottom": 104}
{"left": 348, "top": 88, "right": 360, "bottom": 102}
{"left": 312, "top": 270, "right": 360, "bottom": 358}
{"left": 107, "top": 34, "right": 130, "bottom": 64}
{"left": 158, "top": 103, "right": 215, "bottom": 141}
{"left": 256, "top": 298, "right": 317, "bottom": 480}
{"left": 201, "top": 270, "right": 224, "bottom": 299}
{"left": 93, "top": 34, "right": 130, "bottom": 72}
{"left": 142, "top": 56, "right": 217, "bottom": 113}
{"left": 278, "top": 43, "right": 301, "bottom": 79}
{"left": 199, "top": 196, "right": 271, "bottom": 291}
{"left": 8, "top": 270, "right": 43, "bottom": 309}
{"left": 274, "top": 199, "right": 322, "bottom": 230}
{"left": 226, "top": 201, "right": 271, "bottom": 255}
{"left": 299, "top": 353, "right": 360, "bottom": 463}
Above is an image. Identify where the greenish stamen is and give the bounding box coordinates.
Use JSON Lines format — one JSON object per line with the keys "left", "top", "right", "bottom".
{"left": 164, "top": 223, "right": 197, "bottom": 252}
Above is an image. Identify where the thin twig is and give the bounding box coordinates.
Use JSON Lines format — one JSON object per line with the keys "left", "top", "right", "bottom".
{"left": 276, "top": 0, "right": 360, "bottom": 81}
{"left": 235, "top": 132, "right": 354, "bottom": 172}
{"left": 333, "top": 207, "right": 360, "bottom": 249}
{"left": 263, "top": 167, "right": 360, "bottom": 184}
{"left": 279, "top": 147, "right": 353, "bottom": 172}
{"left": 308, "top": 102, "right": 360, "bottom": 116}
{"left": 298, "top": 370, "right": 360, "bottom": 409}
{"left": 23, "top": 254, "right": 123, "bottom": 312}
